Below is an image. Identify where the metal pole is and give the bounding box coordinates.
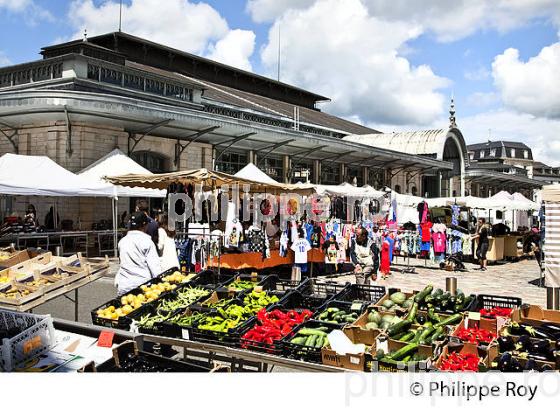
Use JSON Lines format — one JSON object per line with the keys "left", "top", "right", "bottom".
{"left": 547, "top": 287, "right": 560, "bottom": 310}
{"left": 74, "top": 288, "right": 79, "bottom": 322}
{"left": 445, "top": 277, "right": 457, "bottom": 295}
{"left": 112, "top": 197, "right": 118, "bottom": 257}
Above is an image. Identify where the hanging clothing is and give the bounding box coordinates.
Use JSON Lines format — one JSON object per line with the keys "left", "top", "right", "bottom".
{"left": 279, "top": 230, "right": 289, "bottom": 257}
{"left": 379, "top": 241, "right": 391, "bottom": 274}
{"left": 420, "top": 221, "right": 433, "bottom": 242}
{"left": 417, "top": 201, "right": 429, "bottom": 224}
{"left": 291, "top": 237, "right": 311, "bottom": 264}
{"left": 432, "top": 223, "right": 447, "bottom": 254}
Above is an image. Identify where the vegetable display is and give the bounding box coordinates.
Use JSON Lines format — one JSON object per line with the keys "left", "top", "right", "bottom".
{"left": 226, "top": 280, "right": 257, "bottom": 291}
{"left": 439, "top": 352, "right": 479, "bottom": 371}
{"left": 415, "top": 286, "right": 474, "bottom": 313}
{"left": 161, "top": 271, "right": 195, "bottom": 284}
{"left": 375, "top": 344, "right": 428, "bottom": 365}
{"left": 241, "top": 308, "right": 313, "bottom": 347}
{"left": 289, "top": 327, "right": 331, "bottom": 349}
{"left": 455, "top": 326, "right": 495, "bottom": 345}
{"left": 316, "top": 306, "right": 358, "bottom": 325}
{"left": 242, "top": 290, "right": 280, "bottom": 313}
{"left": 480, "top": 307, "right": 513, "bottom": 318}
{"left": 197, "top": 304, "right": 254, "bottom": 332}
{"left": 168, "top": 311, "right": 205, "bottom": 327}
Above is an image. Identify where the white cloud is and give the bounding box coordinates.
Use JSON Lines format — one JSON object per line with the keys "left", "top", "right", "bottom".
{"left": 260, "top": 0, "right": 449, "bottom": 126}
{"left": 0, "top": 0, "right": 53, "bottom": 24}
{"left": 247, "top": 0, "right": 560, "bottom": 42}
{"left": 492, "top": 42, "right": 560, "bottom": 119}
{"left": 207, "top": 29, "right": 255, "bottom": 71}
{"left": 68, "top": 0, "right": 255, "bottom": 70}
{"left": 464, "top": 65, "right": 490, "bottom": 81}
{"left": 0, "top": 51, "right": 11, "bottom": 67}
{"left": 460, "top": 109, "right": 560, "bottom": 166}
{"left": 466, "top": 91, "right": 499, "bottom": 108}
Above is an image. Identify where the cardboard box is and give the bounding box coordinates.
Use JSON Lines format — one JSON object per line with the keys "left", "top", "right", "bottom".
{"left": 511, "top": 305, "right": 560, "bottom": 325}
{"left": 450, "top": 316, "right": 503, "bottom": 348}
{"left": 486, "top": 341, "right": 557, "bottom": 371}
{"left": 370, "top": 338, "right": 432, "bottom": 372}
{"left": 434, "top": 343, "right": 489, "bottom": 371}
{"left": 344, "top": 309, "right": 383, "bottom": 342}
{"left": 374, "top": 289, "right": 414, "bottom": 311}
{"left": 321, "top": 326, "right": 375, "bottom": 371}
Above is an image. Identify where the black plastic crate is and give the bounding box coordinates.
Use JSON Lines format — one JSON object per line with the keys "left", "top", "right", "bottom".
{"left": 91, "top": 288, "right": 151, "bottom": 329}
{"left": 335, "top": 283, "right": 386, "bottom": 305}
{"left": 239, "top": 307, "right": 314, "bottom": 355}
{"left": 470, "top": 294, "right": 522, "bottom": 313}
{"left": 276, "top": 291, "right": 329, "bottom": 312}
{"left": 297, "top": 278, "right": 346, "bottom": 301}
{"left": 282, "top": 320, "right": 341, "bottom": 363}
{"left": 188, "top": 269, "right": 236, "bottom": 288}
{"left": 190, "top": 308, "right": 256, "bottom": 347}
{"left": 312, "top": 300, "right": 365, "bottom": 326}
{"left": 159, "top": 307, "right": 209, "bottom": 340}
{"left": 215, "top": 273, "right": 269, "bottom": 293}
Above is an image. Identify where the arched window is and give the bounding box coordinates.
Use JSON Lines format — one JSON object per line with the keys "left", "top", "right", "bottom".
{"left": 394, "top": 185, "right": 401, "bottom": 194}
{"left": 410, "top": 186, "right": 417, "bottom": 196}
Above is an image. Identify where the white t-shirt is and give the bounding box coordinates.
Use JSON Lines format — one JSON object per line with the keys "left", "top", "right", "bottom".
{"left": 291, "top": 238, "right": 311, "bottom": 264}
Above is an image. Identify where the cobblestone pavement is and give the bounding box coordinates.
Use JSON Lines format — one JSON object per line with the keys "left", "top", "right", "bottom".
{"left": 330, "top": 257, "right": 546, "bottom": 307}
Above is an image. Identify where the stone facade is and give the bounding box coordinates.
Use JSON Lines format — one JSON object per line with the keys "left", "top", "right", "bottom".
{"left": 1, "top": 121, "right": 212, "bottom": 228}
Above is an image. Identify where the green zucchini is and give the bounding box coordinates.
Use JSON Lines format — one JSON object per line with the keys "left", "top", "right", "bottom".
{"left": 418, "top": 326, "right": 435, "bottom": 345}
{"left": 305, "top": 335, "right": 318, "bottom": 347}
{"left": 298, "top": 328, "right": 328, "bottom": 337}
{"left": 315, "top": 335, "right": 325, "bottom": 348}
{"left": 399, "top": 332, "right": 415, "bottom": 342}
{"left": 387, "top": 319, "right": 412, "bottom": 337}
{"left": 388, "top": 343, "right": 419, "bottom": 361}
{"left": 434, "top": 313, "right": 462, "bottom": 328}
{"left": 427, "top": 308, "right": 441, "bottom": 323}
{"left": 404, "top": 302, "right": 419, "bottom": 322}
{"left": 428, "top": 327, "right": 444, "bottom": 344}
{"left": 414, "top": 285, "right": 433, "bottom": 304}
{"left": 432, "top": 289, "right": 444, "bottom": 298}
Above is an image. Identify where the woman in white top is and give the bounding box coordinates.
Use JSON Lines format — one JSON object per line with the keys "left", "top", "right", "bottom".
{"left": 157, "top": 214, "right": 180, "bottom": 272}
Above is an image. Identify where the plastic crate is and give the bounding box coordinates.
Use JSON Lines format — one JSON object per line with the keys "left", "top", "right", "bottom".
{"left": 276, "top": 291, "right": 330, "bottom": 312}
{"left": 216, "top": 273, "right": 269, "bottom": 293}
{"left": 0, "top": 309, "right": 56, "bottom": 371}
{"left": 190, "top": 311, "right": 255, "bottom": 347}
{"left": 297, "top": 278, "right": 346, "bottom": 301}
{"left": 282, "top": 320, "right": 341, "bottom": 363}
{"left": 312, "top": 300, "right": 365, "bottom": 326}
{"left": 239, "top": 307, "right": 314, "bottom": 355}
{"left": 335, "top": 283, "right": 386, "bottom": 305}
{"left": 188, "top": 269, "right": 236, "bottom": 288}
{"left": 160, "top": 307, "right": 208, "bottom": 340}
{"left": 471, "top": 294, "right": 522, "bottom": 312}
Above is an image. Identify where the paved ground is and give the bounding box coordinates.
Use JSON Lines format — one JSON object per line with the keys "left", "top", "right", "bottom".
{"left": 33, "top": 256, "right": 547, "bottom": 322}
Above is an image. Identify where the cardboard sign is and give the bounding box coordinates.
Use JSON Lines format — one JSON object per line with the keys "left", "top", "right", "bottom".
{"left": 350, "top": 302, "right": 362, "bottom": 312}
{"left": 181, "top": 329, "right": 190, "bottom": 340}
{"left": 97, "top": 331, "right": 115, "bottom": 348}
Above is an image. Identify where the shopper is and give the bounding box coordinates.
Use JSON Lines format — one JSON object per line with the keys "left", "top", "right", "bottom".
{"left": 115, "top": 212, "right": 161, "bottom": 295}
{"left": 291, "top": 228, "right": 311, "bottom": 275}
{"left": 24, "top": 204, "right": 38, "bottom": 228}
{"left": 156, "top": 214, "right": 180, "bottom": 272}
{"left": 321, "top": 234, "right": 339, "bottom": 275}
{"left": 473, "top": 217, "right": 490, "bottom": 271}
{"left": 350, "top": 227, "right": 377, "bottom": 284}
{"left": 136, "top": 199, "right": 159, "bottom": 246}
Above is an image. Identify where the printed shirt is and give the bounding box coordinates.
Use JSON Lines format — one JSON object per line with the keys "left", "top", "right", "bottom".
{"left": 291, "top": 238, "right": 311, "bottom": 264}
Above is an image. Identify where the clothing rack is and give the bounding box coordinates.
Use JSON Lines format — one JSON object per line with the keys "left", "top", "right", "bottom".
{"left": 175, "top": 230, "right": 224, "bottom": 277}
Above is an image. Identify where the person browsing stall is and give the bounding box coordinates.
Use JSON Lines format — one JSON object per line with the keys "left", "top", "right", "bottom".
{"left": 135, "top": 199, "right": 159, "bottom": 246}
{"left": 472, "top": 217, "right": 490, "bottom": 271}
{"left": 157, "top": 214, "right": 180, "bottom": 272}
{"left": 350, "top": 227, "right": 377, "bottom": 284}
{"left": 115, "top": 212, "right": 161, "bottom": 295}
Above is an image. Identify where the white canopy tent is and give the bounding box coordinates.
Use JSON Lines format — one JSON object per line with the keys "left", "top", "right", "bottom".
{"left": 78, "top": 149, "right": 166, "bottom": 256}
{"left": 78, "top": 149, "right": 166, "bottom": 198}
{"left": 314, "top": 182, "right": 385, "bottom": 198}
{"left": 0, "top": 153, "right": 113, "bottom": 197}
{"left": 234, "top": 163, "right": 279, "bottom": 185}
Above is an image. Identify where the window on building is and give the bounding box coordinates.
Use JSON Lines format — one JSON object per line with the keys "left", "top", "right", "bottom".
{"left": 410, "top": 185, "right": 418, "bottom": 196}
{"left": 510, "top": 148, "right": 516, "bottom": 157}
{"left": 490, "top": 149, "right": 496, "bottom": 157}
{"left": 346, "top": 166, "right": 363, "bottom": 186}
{"left": 480, "top": 150, "right": 485, "bottom": 159}
{"left": 321, "top": 163, "right": 340, "bottom": 185}
{"left": 262, "top": 156, "right": 283, "bottom": 182}
{"left": 469, "top": 153, "right": 474, "bottom": 160}
{"left": 292, "top": 159, "right": 313, "bottom": 183}
{"left": 215, "top": 151, "right": 248, "bottom": 175}
{"left": 524, "top": 150, "right": 529, "bottom": 159}
{"left": 369, "top": 169, "right": 385, "bottom": 189}
{"left": 394, "top": 185, "right": 401, "bottom": 194}
{"left": 131, "top": 151, "right": 168, "bottom": 173}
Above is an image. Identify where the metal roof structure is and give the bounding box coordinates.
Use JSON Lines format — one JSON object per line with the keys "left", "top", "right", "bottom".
{"left": 343, "top": 128, "right": 468, "bottom": 161}
{"left": 465, "top": 168, "right": 545, "bottom": 189}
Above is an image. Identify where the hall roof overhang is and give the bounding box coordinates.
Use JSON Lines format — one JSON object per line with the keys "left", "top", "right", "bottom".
{"left": 0, "top": 89, "right": 453, "bottom": 173}
{"left": 465, "top": 168, "right": 546, "bottom": 189}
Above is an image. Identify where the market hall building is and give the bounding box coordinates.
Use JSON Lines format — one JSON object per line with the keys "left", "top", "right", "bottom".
{"left": 0, "top": 32, "right": 544, "bottom": 227}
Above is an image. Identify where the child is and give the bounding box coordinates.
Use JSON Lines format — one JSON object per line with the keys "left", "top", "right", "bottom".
{"left": 291, "top": 228, "right": 311, "bottom": 275}
{"left": 322, "top": 234, "right": 339, "bottom": 275}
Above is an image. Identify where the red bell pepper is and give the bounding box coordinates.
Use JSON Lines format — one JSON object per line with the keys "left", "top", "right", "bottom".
{"left": 455, "top": 326, "right": 496, "bottom": 345}
{"left": 479, "top": 307, "right": 512, "bottom": 318}
{"left": 439, "top": 352, "right": 479, "bottom": 372}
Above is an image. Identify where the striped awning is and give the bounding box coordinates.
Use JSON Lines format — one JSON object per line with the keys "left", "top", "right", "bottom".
{"left": 545, "top": 201, "right": 560, "bottom": 287}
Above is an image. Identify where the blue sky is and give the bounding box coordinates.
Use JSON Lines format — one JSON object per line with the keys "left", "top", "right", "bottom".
{"left": 1, "top": 0, "right": 559, "bottom": 163}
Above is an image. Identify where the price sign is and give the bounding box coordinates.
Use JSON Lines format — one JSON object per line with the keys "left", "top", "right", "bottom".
{"left": 181, "top": 329, "right": 190, "bottom": 340}
{"left": 97, "top": 331, "right": 115, "bottom": 348}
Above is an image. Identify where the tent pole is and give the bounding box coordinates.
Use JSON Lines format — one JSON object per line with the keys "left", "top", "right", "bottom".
{"left": 113, "top": 197, "right": 118, "bottom": 257}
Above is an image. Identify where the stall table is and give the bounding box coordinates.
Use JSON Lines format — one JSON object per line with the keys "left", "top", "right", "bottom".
{"left": 209, "top": 249, "right": 326, "bottom": 270}
{"left": 474, "top": 237, "right": 504, "bottom": 262}
{"left": 503, "top": 235, "right": 524, "bottom": 259}
{"left": 0, "top": 267, "right": 108, "bottom": 321}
